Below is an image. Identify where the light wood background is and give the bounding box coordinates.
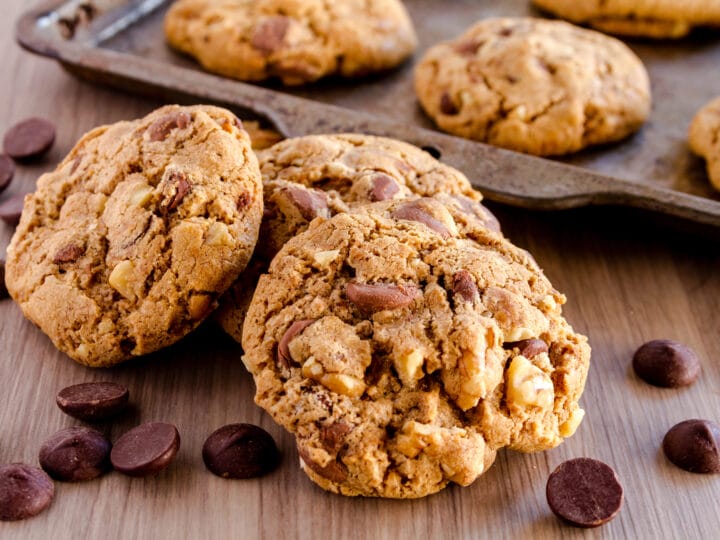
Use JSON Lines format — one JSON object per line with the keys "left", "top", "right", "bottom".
{"left": 1, "top": 1, "right": 720, "bottom": 539}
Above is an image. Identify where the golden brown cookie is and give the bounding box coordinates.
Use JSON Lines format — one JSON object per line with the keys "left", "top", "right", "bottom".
{"left": 533, "top": 0, "right": 720, "bottom": 39}
{"left": 689, "top": 96, "right": 720, "bottom": 192}
{"left": 5, "top": 105, "right": 263, "bottom": 367}
{"left": 242, "top": 197, "right": 590, "bottom": 498}
{"left": 414, "top": 18, "right": 651, "bottom": 156}
{"left": 164, "top": 0, "right": 418, "bottom": 85}
{"left": 214, "top": 134, "right": 499, "bottom": 344}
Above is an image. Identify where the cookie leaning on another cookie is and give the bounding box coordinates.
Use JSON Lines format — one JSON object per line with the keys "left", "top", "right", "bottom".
{"left": 689, "top": 96, "right": 720, "bottom": 192}
{"left": 242, "top": 197, "right": 590, "bottom": 498}
{"left": 164, "top": 0, "right": 418, "bottom": 85}
{"left": 414, "top": 17, "right": 651, "bottom": 156}
{"left": 5, "top": 105, "right": 263, "bottom": 367}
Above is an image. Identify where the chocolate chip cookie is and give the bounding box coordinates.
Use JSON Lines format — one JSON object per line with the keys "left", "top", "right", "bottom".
{"left": 689, "top": 96, "right": 720, "bottom": 192}
{"left": 414, "top": 18, "right": 651, "bottom": 156}
{"left": 533, "top": 0, "right": 720, "bottom": 39}
{"left": 164, "top": 0, "right": 418, "bottom": 85}
{"left": 5, "top": 105, "right": 263, "bottom": 367}
{"left": 215, "top": 134, "right": 499, "bottom": 344}
{"left": 241, "top": 197, "right": 590, "bottom": 498}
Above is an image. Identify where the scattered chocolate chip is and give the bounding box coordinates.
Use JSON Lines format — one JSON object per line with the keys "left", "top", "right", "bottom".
{"left": 320, "top": 422, "right": 352, "bottom": 454}
{"left": 440, "top": 92, "right": 459, "bottom": 115}
{"left": 0, "top": 260, "right": 8, "bottom": 300}
{"left": 77, "top": 2, "right": 96, "bottom": 22}
{"left": 147, "top": 111, "right": 191, "bottom": 142}
{"left": 632, "top": 339, "right": 700, "bottom": 388}
{"left": 39, "top": 427, "right": 111, "bottom": 482}
{"left": 452, "top": 270, "right": 479, "bottom": 302}
{"left": 277, "top": 320, "right": 315, "bottom": 369}
{"left": 3, "top": 118, "right": 56, "bottom": 160}
{"left": 57, "top": 16, "right": 78, "bottom": 39}
{"left": 0, "top": 194, "right": 25, "bottom": 225}
{"left": 161, "top": 171, "right": 191, "bottom": 212}
{"left": 278, "top": 186, "right": 328, "bottom": 222}
{"left": 111, "top": 422, "right": 180, "bottom": 477}
{"left": 0, "top": 464, "right": 54, "bottom": 521}
{"left": 52, "top": 243, "right": 85, "bottom": 264}
{"left": 56, "top": 381, "right": 129, "bottom": 422}
{"left": 369, "top": 173, "right": 400, "bottom": 202}
{"left": 0, "top": 155, "right": 14, "bottom": 194}
{"left": 236, "top": 192, "right": 252, "bottom": 210}
{"left": 202, "top": 424, "right": 280, "bottom": 479}
{"left": 346, "top": 282, "right": 420, "bottom": 313}
{"left": 391, "top": 202, "right": 451, "bottom": 238}
{"left": 251, "top": 16, "right": 291, "bottom": 55}
{"left": 663, "top": 419, "right": 720, "bottom": 474}
{"left": 546, "top": 458, "right": 623, "bottom": 528}
{"left": 297, "top": 445, "right": 347, "bottom": 483}
{"left": 506, "top": 338, "right": 549, "bottom": 358}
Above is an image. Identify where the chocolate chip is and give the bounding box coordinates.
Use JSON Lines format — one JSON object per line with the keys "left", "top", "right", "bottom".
{"left": 546, "top": 458, "right": 623, "bottom": 528}
{"left": 506, "top": 338, "right": 549, "bottom": 358}
{"left": 0, "top": 464, "right": 54, "bottom": 521}
{"left": 369, "top": 173, "right": 400, "bottom": 202}
{"left": 0, "top": 260, "right": 8, "bottom": 300}
{"left": 39, "top": 427, "right": 111, "bottom": 482}
{"left": 297, "top": 445, "right": 347, "bottom": 483}
{"left": 3, "top": 118, "right": 56, "bottom": 160}
{"left": 0, "top": 155, "right": 14, "bottom": 194}
{"left": 53, "top": 243, "right": 85, "bottom": 265}
{"left": 440, "top": 92, "right": 459, "bottom": 115}
{"left": 147, "top": 111, "right": 191, "bottom": 142}
{"left": 278, "top": 186, "right": 328, "bottom": 222}
{"left": 56, "top": 381, "right": 129, "bottom": 422}
{"left": 454, "top": 39, "right": 482, "bottom": 56}
{"left": 251, "top": 16, "right": 291, "bottom": 55}
{"left": 161, "top": 171, "right": 191, "bottom": 212}
{"left": 346, "top": 282, "right": 420, "bottom": 313}
{"left": 202, "top": 424, "right": 280, "bottom": 479}
{"left": 632, "top": 339, "right": 700, "bottom": 388}
{"left": 320, "top": 422, "right": 352, "bottom": 454}
{"left": 236, "top": 192, "right": 252, "bottom": 210}
{"left": 111, "top": 422, "right": 180, "bottom": 477}
{"left": 277, "top": 320, "right": 315, "bottom": 369}
{"left": 663, "top": 419, "right": 720, "bottom": 474}
{"left": 0, "top": 193, "right": 25, "bottom": 225}
{"left": 391, "top": 202, "right": 452, "bottom": 238}
{"left": 452, "top": 270, "right": 478, "bottom": 302}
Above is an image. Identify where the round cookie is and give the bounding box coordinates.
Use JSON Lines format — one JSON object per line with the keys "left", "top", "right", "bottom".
{"left": 241, "top": 197, "right": 590, "bottom": 498}
{"left": 414, "top": 18, "right": 651, "bottom": 156}
{"left": 164, "top": 0, "right": 418, "bottom": 86}
{"left": 5, "top": 105, "right": 263, "bottom": 367}
{"left": 533, "top": 0, "right": 720, "bottom": 39}
{"left": 215, "top": 134, "right": 500, "bottom": 343}
{"left": 689, "top": 96, "right": 720, "bottom": 192}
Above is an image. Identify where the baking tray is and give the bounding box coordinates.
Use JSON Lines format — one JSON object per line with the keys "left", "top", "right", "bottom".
{"left": 15, "top": 0, "right": 720, "bottom": 226}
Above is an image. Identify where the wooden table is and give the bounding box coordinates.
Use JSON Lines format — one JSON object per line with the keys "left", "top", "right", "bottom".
{"left": 1, "top": 2, "right": 719, "bottom": 538}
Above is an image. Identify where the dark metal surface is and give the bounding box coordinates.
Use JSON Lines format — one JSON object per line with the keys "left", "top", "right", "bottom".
{"left": 15, "top": 0, "right": 720, "bottom": 226}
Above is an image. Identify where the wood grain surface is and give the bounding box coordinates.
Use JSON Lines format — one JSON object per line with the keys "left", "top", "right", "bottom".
{"left": 2, "top": 2, "right": 720, "bottom": 539}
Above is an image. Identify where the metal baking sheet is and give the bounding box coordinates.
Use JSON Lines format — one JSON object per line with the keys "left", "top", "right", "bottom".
{"left": 16, "top": 0, "right": 720, "bottom": 226}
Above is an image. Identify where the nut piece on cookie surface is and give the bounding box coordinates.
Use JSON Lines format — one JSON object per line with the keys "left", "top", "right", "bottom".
{"left": 689, "top": 96, "right": 720, "bottom": 192}
{"left": 241, "top": 197, "right": 589, "bottom": 498}
{"left": 414, "top": 18, "right": 651, "bottom": 156}
{"left": 4, "top": 105, "right": 263, "bottom": 367}
{"left": 164, "top": 0, "right": 418, "bottom": 85}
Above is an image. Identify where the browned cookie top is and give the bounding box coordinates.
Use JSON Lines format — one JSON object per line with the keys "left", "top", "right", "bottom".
{"left": 5, "top": 105, "right": 263, "bottom": 366}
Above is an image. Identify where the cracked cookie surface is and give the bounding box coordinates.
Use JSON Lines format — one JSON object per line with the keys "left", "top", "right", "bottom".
{"left": 215, "top": 134, "right": 499, "bottom": 344}
{"left": 5, "top": 105, "right": 263, "bottom": 367}
{"left": 689, "top": 96, "right": 720, "bottom": 192}
{"left": 241, "top": 197, "right": 589, "bottom": 498}
{"left": 414, "top": 17, "right": 651, "bottom": 156}
{"left": 164, "top": 0, "right": 418, "bottom": 85}
{"left": 533, "top": 0, "right": 720, "bottom": 39}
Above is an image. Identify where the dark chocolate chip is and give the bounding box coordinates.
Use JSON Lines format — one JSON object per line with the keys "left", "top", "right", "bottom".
{"left": 0, "top": 464, "right": 54, "bottom": 521}
{"left": 0, "top": 194, "right": 25, "bottom": 225}
{"left": 454, "top": 40, "right": 482, "bottom": 56}
{"left": 147, "top": 111, "right": 191, "bottom": 142}
{"left": 53, "top": 243, "right": 85, "bottom": 265}
{"left": 277, "top": 320, "right": 315, "bottom": 369}
{"left": 56, "top": 382, "right": 129, "bottom": 422}
{"left": 346, "top": 282, "right": 420, "bottom": 313}
{"left": 202, "top": 424, "right": 280, "bottom": 479}
{"left": 663, "top": 419, "right": 720, "bottom": 474}
{"left": 391, "top": 202, "right": 451, "bottom": 238}
{"left": 279, "top": 186, "right": 328, "bottom": 222}
{"left": 297, "top": 445, "right": 347, "bottom": 483}
{"left": 506, "top": 338, "right": 549, "bottom": 358}
{"left": 632, "top": 339, "right": 700, "bottom": 388}
{"left": 546, "top": 458, "right": 623, "bottom": 528}
{"left": 39, "top": 427, "right": 111, "bottom": 482}
{"left": 161, "top": 171, "right": 191, "bottom": 212}
{"left": 0, "top": 259, "right": 8, "bottom": 300}
{"left": 440, "top": 92, "right": 459, "bottom": 115}
{"left": 0, "top": 155, "right": 14, "bottom": 193}
{"left": 319, "top": 422, "right": 352, "bottom": 454}
{"left": 369, "top": 173, "right": 400, "bottom": 202}
{"left": 3, "top": 118, "right": 56, "bottom": 160}
{"left": 111, "top": 422, "right": 180, "bottom": 477}
{"left": 251, "top": 16, "right": 291, "bottom": 55}
{"left": 452, "top": 270, "right": 479, "bottom": 302}
{"left": 236, "top": 192, "right": 252, "bottom": 210}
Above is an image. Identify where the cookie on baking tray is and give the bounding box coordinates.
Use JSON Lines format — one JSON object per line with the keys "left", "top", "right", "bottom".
{"left": 533, "top": 0, "right": 720, "bottom": 39}
{"left": 214, "top": 134, "right": 501, "bottom": 344}
{"left": 5, "top": 105, "right": 263, "bottom": 367}
{"left": 689, "top": 96, "right": 720, "bottom": 192}
{"left": 164, "top": 0, "right": 418, "bottom": 85}
{"left": 241, "top": 197, "right": 590, "bottom": 498}
{"left": 414, "top": 17, "right": 651, "bottom": 156}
